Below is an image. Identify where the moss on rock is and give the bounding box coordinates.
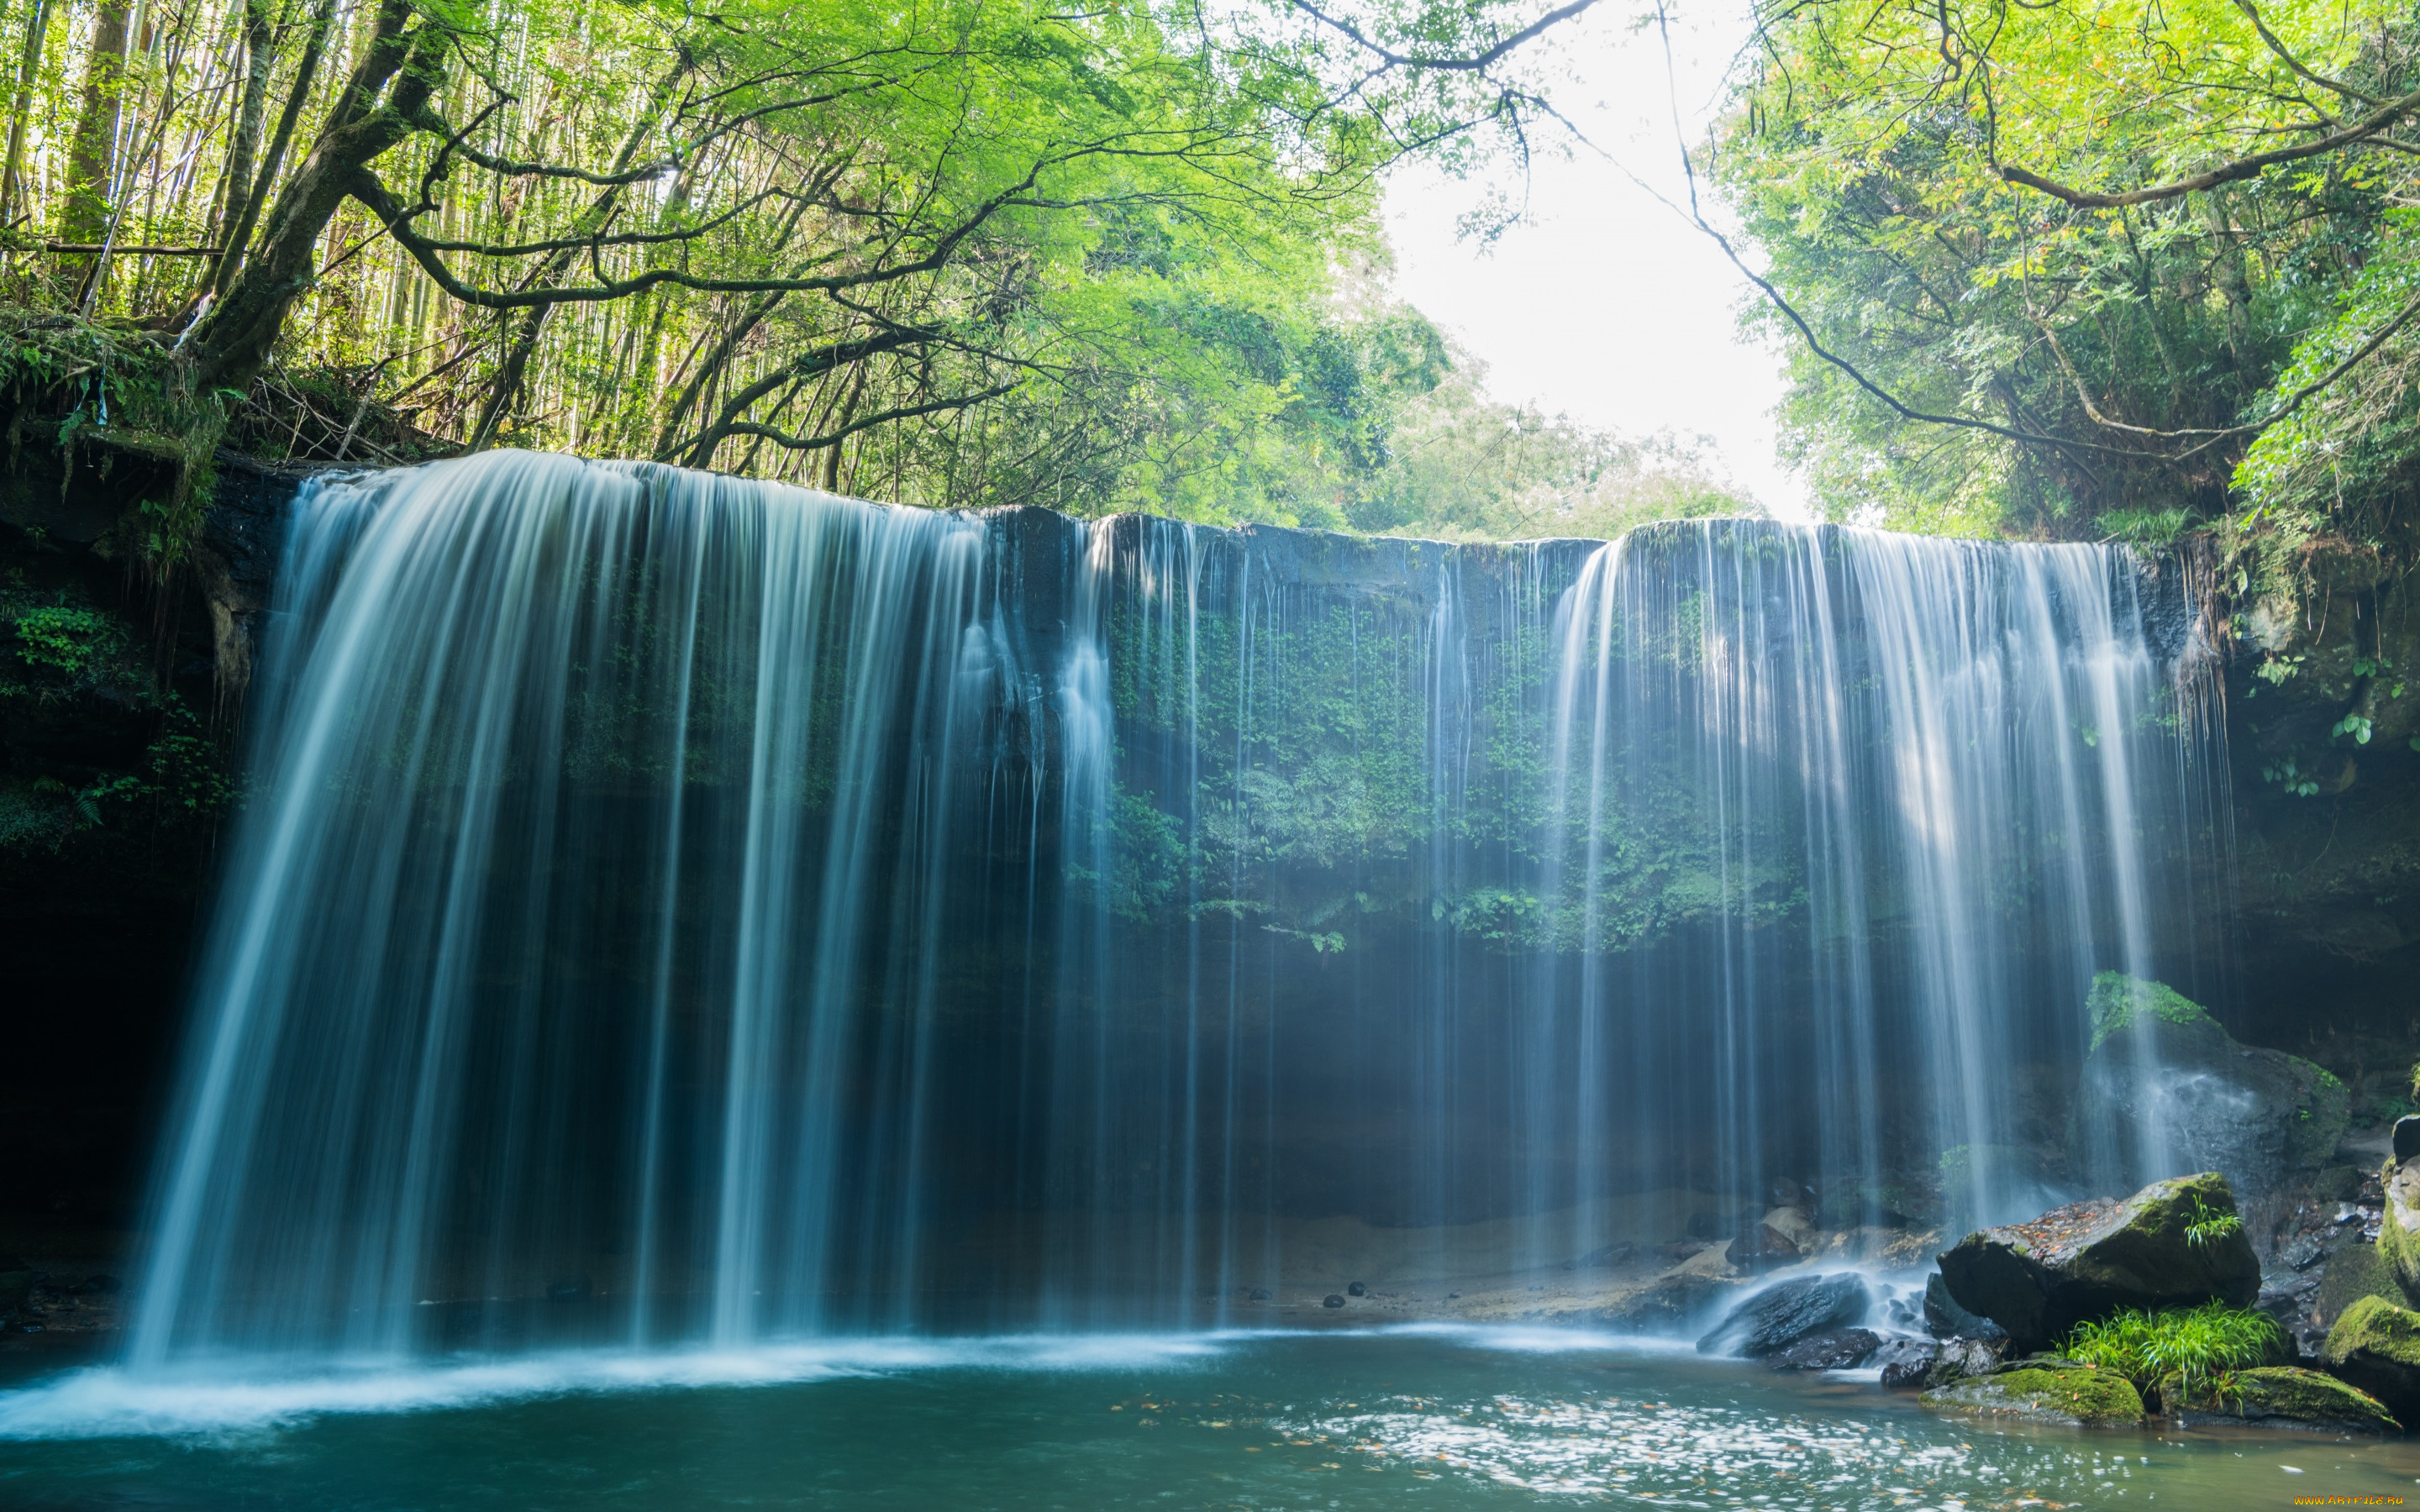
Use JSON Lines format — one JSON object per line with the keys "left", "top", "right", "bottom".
{"left": 1920, "top": 1361, "right": 2145, "bottom": 1427}
{"left": 2323, "top": 1294, "right": 2420, "bottom": 1424}
{"left": 1937, "top": 1172, "right": 2262, "bottom": 1351}
{"left": 2317, "top": 1241, "right": 2406, "bottom": 1331}
{"left": 2166, "top": 1367, "right": 2398, "bottom": 1434}
{"left": 2377, "top": 1163, "right": 2420, "bottom": 1306}
{"left": 2086, "top": 973, "right": 2211, "bottom": 1052}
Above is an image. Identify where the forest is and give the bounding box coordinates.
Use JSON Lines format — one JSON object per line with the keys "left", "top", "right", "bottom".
{"left": 0, "top": 0, "right": 2403, "bottom": 564}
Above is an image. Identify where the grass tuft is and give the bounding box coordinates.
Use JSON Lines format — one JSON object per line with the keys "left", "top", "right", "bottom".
{"left": 2060, "top": 1301, "right": 2282, "bottom": 1404}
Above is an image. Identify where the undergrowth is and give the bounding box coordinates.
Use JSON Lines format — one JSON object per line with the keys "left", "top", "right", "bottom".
{"left": 2060, "top": 1301, "right": 2282, "bottom": 1405}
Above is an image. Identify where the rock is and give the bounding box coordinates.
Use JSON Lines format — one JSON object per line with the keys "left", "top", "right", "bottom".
{"left": 1920, "top": 1360, "right": 2144, "bottom": 1427}
{"left": 1346, "top": 1281, "right": 1366, "bottom": 1297}
{"left": 2317, "top": 1240, "right": 2403, "bottom": 1335}
{"left": 2322, "top": 1294, "right": 2420, "bottom": 1422}
{"left": 2315, "top": 1165, "right": 2365, "bottom": 1204}
{"left": 1697, "top": 1273, "right": 1870, "bottom": 1357}
{"left": 70, "top": 1274, "right": 118, "bottom": 1295}
{"left": 2375, "top": 1160, "right": 2420, "bottom": 1305}
{"left": 2279, "top": 1231, "right": 2329, "bottom": 1271}
{"left": 1927, "top": 1336, "right": 2008, "bottom": 1385}
{"left": 2396, "top": 1118, "right": 2420, "bottom": 1163}
{"left": 1322, "top": 1294, "right": 1345, "bottom": 1309}
{"left": 1249, "top": 1288, "right": 1273, "bottom": 1302}
{"left": 1936, "top": 1172, "right": 2262, "bottom": 1351}
{"left": 545, "top": 1276, "right": 591, "bottom": 1302}
{"left": 1595, "top": 1273, "right": 1733, "bottom": 1334}
{"left": 2068, "top": 975, "right": 2349, "bottom": 1208}
{"left": 1765, "top": 1327, "right": 1881, "bottom": 1371}
{"left": 1923, "top": 1273, "right": 2006, "bottom": 1341}
{"left": 1873, "top": 1338, "right": 1940, "bottom": 1388}
{"left": 1725, "top": 1223, "right": 1802, "bottom": 1273}
{"left": 2166, "top": 1366, "right": 2399, "bottom": 1434}
{"left": 1564, "top": 1243, "right": 1634, "bottom": 1272}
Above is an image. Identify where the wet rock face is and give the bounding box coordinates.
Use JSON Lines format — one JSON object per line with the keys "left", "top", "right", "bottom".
{"left": 1937, "top": 1173, "right": 2262, "bottom": 1352}
{"left": 2167, "top": 1366, "right": 2400, "bottom": 1434}
{"left": 2321, "top": 1294, "right": 2420, "bottom": 1423}
{"left": 1923, "top": 1273, "right": 2006, "bottom": 1341}
{"left": 1919, "top": 1360, "right": 2145, "bottom": 1427}
{"left": 1872, "top": 1337, "right": 1939, "bottom": 1388}
{"left": 1764, "top": 1327, "right": 1881, "bottom": 1371}
{"left": 2068, "top": 975, "right": 2349, "bottom": 1210}
{"left": 1696, "top": 1273, "right": 1870, "bottom": 1358}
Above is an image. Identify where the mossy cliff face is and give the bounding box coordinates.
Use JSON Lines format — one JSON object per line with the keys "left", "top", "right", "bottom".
{"left": 2223, "top": 542, "right": 2420, "bottom": 1079}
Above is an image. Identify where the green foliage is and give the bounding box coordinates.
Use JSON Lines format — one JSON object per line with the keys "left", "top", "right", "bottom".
{"left": 2061, "top": 1301, "right": 2283, "bottom": 1404}
{"left": 2181, "top": 1194, "right": 2244, "bottom": 1251}
{"left": 10, "top": 605, "right": 119, "bottom": 677}
{"left": 1714, "top": 0, "right": 2420, "bottom": 547}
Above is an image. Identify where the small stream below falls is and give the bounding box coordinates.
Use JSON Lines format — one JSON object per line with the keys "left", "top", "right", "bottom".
{"left": 0, "top": 1331, "right": 2408, "bottom": 1509}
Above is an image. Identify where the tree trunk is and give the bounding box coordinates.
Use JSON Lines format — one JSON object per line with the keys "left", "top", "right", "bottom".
{"left": 188, "top": 0, "right": 441, "bottom": 392}
{"left": 208, "top": 0, "right": 338, "bottom": 301}
{"left": 1, "top": 0, "right": 55, "bottom": 223}
{"left": 216, "top": 0, "right": 276, "bottom": 251}
{"left": 60, "top": 0, "right": 131, "bottom": 244}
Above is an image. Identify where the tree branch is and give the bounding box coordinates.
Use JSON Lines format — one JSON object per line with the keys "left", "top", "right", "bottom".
{"left": 1998, "top": 82, "right": 2420, "bottom": 207}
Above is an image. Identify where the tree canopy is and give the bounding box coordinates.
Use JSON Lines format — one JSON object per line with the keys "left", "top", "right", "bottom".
{"left": 0, "top": 0, "right": 1742, "bottom": 546}
{"left": 1712, "top": 0, "right": 2420, "bottom": 557}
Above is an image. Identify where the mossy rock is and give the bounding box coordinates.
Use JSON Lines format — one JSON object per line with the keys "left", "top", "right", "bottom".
{"left": 2323, "top": 1294, "right": 2420, "bottom": 1423}
{"left": 1937, "top": 1172, "right": 2261, "bottom": 1351}
{"left": 2070, "top": 974, "right": 2349, "bottom": 1199}
{"left": 1921, "top": 1361, "right": 2145, "bottom": 1428}
{"left": 2317, "top": 1240, "right": 2405, "bottom": 1331}
{"left": 2166, "top": 1367, "right": 2399, "bottom": 1435}
{"left": 2086, "top": 974, "right": 2212, "bottom": 1052}
{"left": 2378, "top": 1162, "right": 2420, "bottom": 1306}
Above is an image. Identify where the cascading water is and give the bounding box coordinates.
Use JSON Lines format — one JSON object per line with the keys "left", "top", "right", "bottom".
{"left": 124, "top": 449, "right": 2228, "bottom": 1368}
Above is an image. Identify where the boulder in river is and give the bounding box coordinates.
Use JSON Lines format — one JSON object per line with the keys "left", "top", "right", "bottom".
{"left": 1922, "top": 1272, "right": 2006, "bottom": 1341}
{"left": 2067, "top": 974, "right": 2348, "bottom": 1209}
{"left": 1764, "top": 1327, "right": 1881, "bottom": 1371}
{"left": 1871, "top": 1337, "right": 1939, "bottom": 1389}
{"left": 1697, "top": 1273, "right": 1870, "bottom": 1357}
{"left": 1725, "top": 1222, "right": 1802, "bottom": 1273}
{"left": 1919, "top": 1358, "right": 2144, "bottom": 1427}
{"left": 2165, "top": 1367, "right": 2398, "bottom": 1434}
{"left": 2321, "top": 1294, "right": 2420, "bottom": 1423}
{"left": 1935, "top": 1171, "right": 2260, "bottom": 1351}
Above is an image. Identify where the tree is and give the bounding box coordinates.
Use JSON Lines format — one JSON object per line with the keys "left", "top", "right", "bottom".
{"left": 1712, "top": 0, "right": 2420, "bottom": 545}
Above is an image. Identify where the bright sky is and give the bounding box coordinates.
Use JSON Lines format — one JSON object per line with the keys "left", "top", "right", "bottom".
{"left": 1380, "top": 0, "right": 1813, "bottom": 517}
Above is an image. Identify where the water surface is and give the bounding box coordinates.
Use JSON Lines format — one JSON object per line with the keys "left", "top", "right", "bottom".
{"left": 0, "top": 1331, "right": 2406, "bottom": 1509}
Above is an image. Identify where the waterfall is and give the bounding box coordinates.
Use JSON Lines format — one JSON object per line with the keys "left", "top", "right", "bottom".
{"left": 126, "top": 451, "right": 2227, "bottom": 1366}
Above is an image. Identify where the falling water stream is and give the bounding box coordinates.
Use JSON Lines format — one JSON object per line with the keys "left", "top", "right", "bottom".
{"left": 0, "top": 451, "right": 2310, "bottom": 1504}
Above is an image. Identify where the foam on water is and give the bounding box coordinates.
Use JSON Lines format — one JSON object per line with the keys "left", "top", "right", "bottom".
{"left": 0, "top": 1331, "right": 1242, "bottom": 1440}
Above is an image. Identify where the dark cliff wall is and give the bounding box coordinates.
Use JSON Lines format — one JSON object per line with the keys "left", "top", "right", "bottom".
{"left": 0, "top": 451, "right": 308, "bottom": 1250}
{"left": 2222, "top": 541, "right": 2420, "bottom": 1121}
